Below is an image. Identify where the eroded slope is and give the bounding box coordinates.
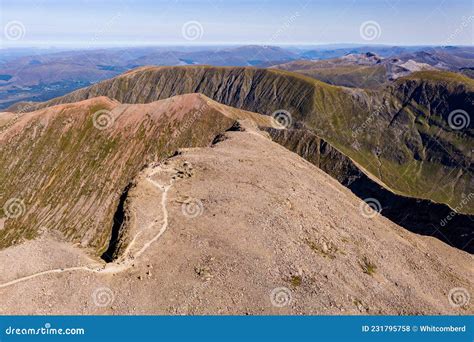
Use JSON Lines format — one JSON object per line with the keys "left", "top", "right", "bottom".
{"left": 13, "top": 66, "right": 473, "bottom": 213}
{"left": 0, "top": 93, "right": 272, "bottom": 253}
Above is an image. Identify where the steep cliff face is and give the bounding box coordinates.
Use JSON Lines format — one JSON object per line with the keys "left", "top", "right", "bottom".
{"left": 390, "top": 73, "right": 473, "bottom": 164}
{"left": 265, "top": 127, "right": 474, "bottom": 253}
{"left": 0, "top": 94, "right": 272, "bottom": 253}
{"left": 13, "top": 67, "right": 473, "bottom": 213}
{"left": 381, "top": 73, "right": 473, "bottom": 209}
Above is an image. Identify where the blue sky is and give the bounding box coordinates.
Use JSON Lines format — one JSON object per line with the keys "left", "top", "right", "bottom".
{"left": 1, "top": 0, "right": 473, "bottom": 47}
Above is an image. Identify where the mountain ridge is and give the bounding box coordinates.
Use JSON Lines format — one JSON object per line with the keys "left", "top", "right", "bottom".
{"left": 11, "top": 66, "right": 472, "bottom": 214}
{"left": 271, "top": 52, "right": 438, "bottom": 88}
{"left": 0, "top": 93, "right": 273, "bottom": 252}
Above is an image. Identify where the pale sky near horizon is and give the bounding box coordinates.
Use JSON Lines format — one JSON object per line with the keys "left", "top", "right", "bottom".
{"left": 1, "top": 0, "right": 473, "bottom": 47}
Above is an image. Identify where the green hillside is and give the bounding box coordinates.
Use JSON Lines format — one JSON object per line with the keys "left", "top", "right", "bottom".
{"left": 20, "top": 67, "right": 474, "bottom": 213}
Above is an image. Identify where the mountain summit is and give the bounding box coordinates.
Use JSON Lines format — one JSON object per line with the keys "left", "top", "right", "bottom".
{"left": 0, "top": 94, "right": 471, "bottom": 314}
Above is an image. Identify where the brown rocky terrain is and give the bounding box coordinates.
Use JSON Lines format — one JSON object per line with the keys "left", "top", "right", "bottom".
{"left": 0, "top": 115, "right": 472, "bottom": 315}
{"left": 0, "top": 93, "right": 272, "bottom": 253}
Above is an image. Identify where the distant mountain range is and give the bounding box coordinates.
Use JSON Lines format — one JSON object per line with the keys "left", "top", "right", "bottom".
{"left": 271, "top": 52, "right": 436, "bottom": 88}
{"left": 1, "top": 45, "right": 473, "bottom": 109}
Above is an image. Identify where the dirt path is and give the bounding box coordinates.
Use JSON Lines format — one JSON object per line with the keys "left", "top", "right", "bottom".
{"left": 0, "top": 173, "right": 173, "bottom": 288}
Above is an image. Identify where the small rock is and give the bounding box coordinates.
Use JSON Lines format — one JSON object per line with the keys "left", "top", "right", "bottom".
{"left": 322, "top": 242, "right": 329, "bottom": 253}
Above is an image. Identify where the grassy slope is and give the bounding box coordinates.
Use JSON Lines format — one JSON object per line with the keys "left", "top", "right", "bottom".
{"left": 301, "top": 65, "right": 386, "bottom": 88}
{"left": 0, "top": 95, "right": 250, "bottom": 252}
{"left": 18, "top": 67, "right": 474, "bottom": 213}
{"left": 378, "top": 71, "right": 473, "bottom": 209}
{"left": 274, "top": 62, "right": 387, "bottom": 89}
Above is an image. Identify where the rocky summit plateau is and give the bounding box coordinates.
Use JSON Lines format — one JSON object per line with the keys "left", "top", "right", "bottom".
{"left": 0, "top": 62, "right": 472, "bottom": 315}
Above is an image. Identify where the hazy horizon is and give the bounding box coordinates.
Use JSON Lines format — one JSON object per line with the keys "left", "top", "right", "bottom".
{"left": 1, "top": 0, "right": 473, "bottom": 48}
{"left": 2, "top": 43, "right": 474, "bottom": 50}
